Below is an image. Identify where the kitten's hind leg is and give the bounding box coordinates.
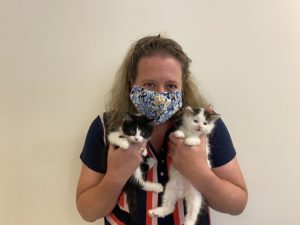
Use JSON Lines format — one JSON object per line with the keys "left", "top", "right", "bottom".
{"left": 141, "top": 181, "right": 164, "bottom": 193}
{"left": 148, "top": 181, "right": 179, "bottom": 218}
{"left": 183, "top": 187, "right": 203, "bottom": 225}
{"left": 134, "top": 167, "right": 163, "bottom": 193}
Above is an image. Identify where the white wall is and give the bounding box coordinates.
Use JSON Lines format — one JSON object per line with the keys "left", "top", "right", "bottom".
{"left": 1, "top": 1, "right": 299, "bottom": 224}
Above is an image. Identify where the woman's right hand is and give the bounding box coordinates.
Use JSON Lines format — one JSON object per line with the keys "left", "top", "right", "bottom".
{"left": 105, "top": 142, "right": 146, "bottom": 184}
{"left": 76, "top": 142, "right": 146, "bottom": 222}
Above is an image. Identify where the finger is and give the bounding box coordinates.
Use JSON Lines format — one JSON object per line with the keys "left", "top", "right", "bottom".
{"left": 169, "top": 132, "right": 183, "bottom": 145}
{"left": 168, "top": 132, "right": 176, "bottom": 143}
{"left": 199, "top": 136, "right": 206, "bottom": 148}
{"left": 168, "top": 139, "right": 176, "bottom": 149}
{"left": 167, "top": 139, "right": 175, "bottom": 150}
{"left": 129, "top": 141, "right": 145, "bottom": 151}
{"left": 168, "top": 133, "right": 181, "bottom": 146}
{"left": 109, "top": 144, "right": 117, "bottom": 151}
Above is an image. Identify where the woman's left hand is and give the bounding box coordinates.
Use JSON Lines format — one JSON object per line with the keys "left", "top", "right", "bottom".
{"left": 168, "top": 133, "right": 211, "bottom": 181}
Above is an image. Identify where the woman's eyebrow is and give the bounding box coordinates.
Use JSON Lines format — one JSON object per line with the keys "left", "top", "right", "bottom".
{"left": 166, "top": 80, "right": 180, "bottom": 84}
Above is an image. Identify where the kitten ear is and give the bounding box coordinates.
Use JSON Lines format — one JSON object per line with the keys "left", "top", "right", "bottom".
{"left": 185, "top": 106, "right": 194, "bottom": 114}
{"left": 124, "top": 112, "right": 134, "bottom": 122}
{"left": 208, "top": 112, "right": 220, "bottom": 122}
{"left": 185, "top": 106, "right": 201, "bottom": 115}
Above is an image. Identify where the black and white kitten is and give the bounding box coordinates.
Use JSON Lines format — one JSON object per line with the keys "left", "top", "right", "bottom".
{"left": 108, "top": 113, "right": 163, "bottom": 218}
{"left": 148, "top": 106, "right": 219, "bottom": 225}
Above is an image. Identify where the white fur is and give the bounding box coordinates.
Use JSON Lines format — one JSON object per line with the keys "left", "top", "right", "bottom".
{"left": 134, "top": 166, "right": 163, "bottom": 193}
{"left": 148, "top": 107, "right": 218, "bottom": 225}
{"left": 108, "top": 128, "right": 163, "bottom": 193}
{"left": 108, "top": 130, "right": 130, "bottom": 149}
{"left": 148, "top": 141, "right": 210, "bottom": 224}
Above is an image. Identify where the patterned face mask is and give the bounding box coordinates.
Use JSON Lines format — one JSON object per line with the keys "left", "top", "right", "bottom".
{"left": 130, "top": 85, "right": 183, "bottom": 124}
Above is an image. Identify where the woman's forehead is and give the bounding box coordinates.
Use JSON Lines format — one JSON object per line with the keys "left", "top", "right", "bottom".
{"left": 136, "top": 55, "right": 182, "bottom": 83}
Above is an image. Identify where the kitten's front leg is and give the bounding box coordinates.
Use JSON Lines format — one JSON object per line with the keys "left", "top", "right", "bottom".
{"left": 108, "top": 132, "right": 130, "bottom": 149}
{"left": 118, "top": 139, "right": 130, "bottom": 149}
{"left": 174, "top": 130, "right": 185, "bottom": 138}
{"left": 184, "top": 137, "right": 201, "bottom": 146}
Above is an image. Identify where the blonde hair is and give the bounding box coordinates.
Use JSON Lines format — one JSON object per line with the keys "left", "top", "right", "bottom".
{"left": 105, "top": 35, "right": 209, "bottom": 131}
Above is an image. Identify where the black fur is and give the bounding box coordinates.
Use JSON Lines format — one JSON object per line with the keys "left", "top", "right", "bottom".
{"left": 192, "top": 107, "right": 201, "bottom": 114}
{"left": 123, "top": 154, "right": 150, "bottom": 222}
{"left": 122, "top": 113, "right": 154, "bottom": 139}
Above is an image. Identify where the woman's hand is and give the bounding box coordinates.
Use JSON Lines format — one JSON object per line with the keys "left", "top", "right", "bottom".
{"left": 106, "top": 142, "right": 146, "bottom": 184}
{"left": 76, "top": 142, "right": 146, "bottom": 222}
{"left": 168, "top": 133, "right": 210, "bottom": 181}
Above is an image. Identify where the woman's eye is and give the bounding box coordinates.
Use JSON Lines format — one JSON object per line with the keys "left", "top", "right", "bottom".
{"left": 167, "top": 84, "right": 177, "bottom": 90}
{"left": 143, "top": 83, "right": 155, "bottom": 88}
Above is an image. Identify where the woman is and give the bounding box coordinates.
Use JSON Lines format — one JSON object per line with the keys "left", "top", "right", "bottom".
{"left": 76, "top": 35, "right": 248, "bottom": 225}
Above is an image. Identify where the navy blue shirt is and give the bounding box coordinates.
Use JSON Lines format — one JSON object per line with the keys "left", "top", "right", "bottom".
{"left": 80, "top": 115, "right": 236, "bottom": 225}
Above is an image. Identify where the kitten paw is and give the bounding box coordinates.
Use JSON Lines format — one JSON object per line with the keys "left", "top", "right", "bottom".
{"left": 184, "top": 137, "right": 200, "bottom": 146}
{"left": 148, "top": 207, "right": 173, "bottom": 218}
{"left": 174, "top": 130, "right": 185, "bottom": 138}
{"left": 143, "top": 182, "right": 164, "bottom": 193}
{"left": 184, "top": 220, "right": 196, "bottom": 225}
{"left": 118, "top": 140, "right": 130, "bottom": 149}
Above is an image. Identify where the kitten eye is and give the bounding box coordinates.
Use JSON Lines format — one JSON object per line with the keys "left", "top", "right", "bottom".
{"left": 203, "top": 122, "right": 208, "bottom": 125}
{"left": 193, "top": 119, "right": 198, "bottom": 123}
{"left": 141, "top": 130, "right": 149, "bottom": 138}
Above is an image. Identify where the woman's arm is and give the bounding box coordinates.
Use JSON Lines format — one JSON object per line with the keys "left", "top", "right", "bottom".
{"left": 169, "top": 135, "right": 248, "bottom": 215}
{"left": 76, "top": 165, "right": 122, "bottom": 222}
{"left": 76, "top": 143, "right": 145, "bottom": 222}
{"left": 207, "top": 157, "right": 248, "bottom": 214}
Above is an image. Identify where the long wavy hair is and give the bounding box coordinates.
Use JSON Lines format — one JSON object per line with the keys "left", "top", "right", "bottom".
{"left": 105, "top": 35, "right": 209, "bottom": 132}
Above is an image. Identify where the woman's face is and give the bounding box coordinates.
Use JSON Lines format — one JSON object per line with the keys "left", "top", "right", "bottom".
{"left": 134, "top": 54, "right": 183, "bottom": 92}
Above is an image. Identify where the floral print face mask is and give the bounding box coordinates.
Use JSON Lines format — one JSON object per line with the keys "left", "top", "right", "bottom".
{"left": 130, "top": 85, "right": 183, "bottom": 124}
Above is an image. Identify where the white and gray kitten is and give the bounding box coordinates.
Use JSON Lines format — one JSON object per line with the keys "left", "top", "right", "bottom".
{"left": 148, "top": 106, "right": 219, "bottom": 225}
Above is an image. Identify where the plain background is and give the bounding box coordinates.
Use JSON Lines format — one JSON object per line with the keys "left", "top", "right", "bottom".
{"left": 1, "top": 0, "right": 299, "bottom": 224}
